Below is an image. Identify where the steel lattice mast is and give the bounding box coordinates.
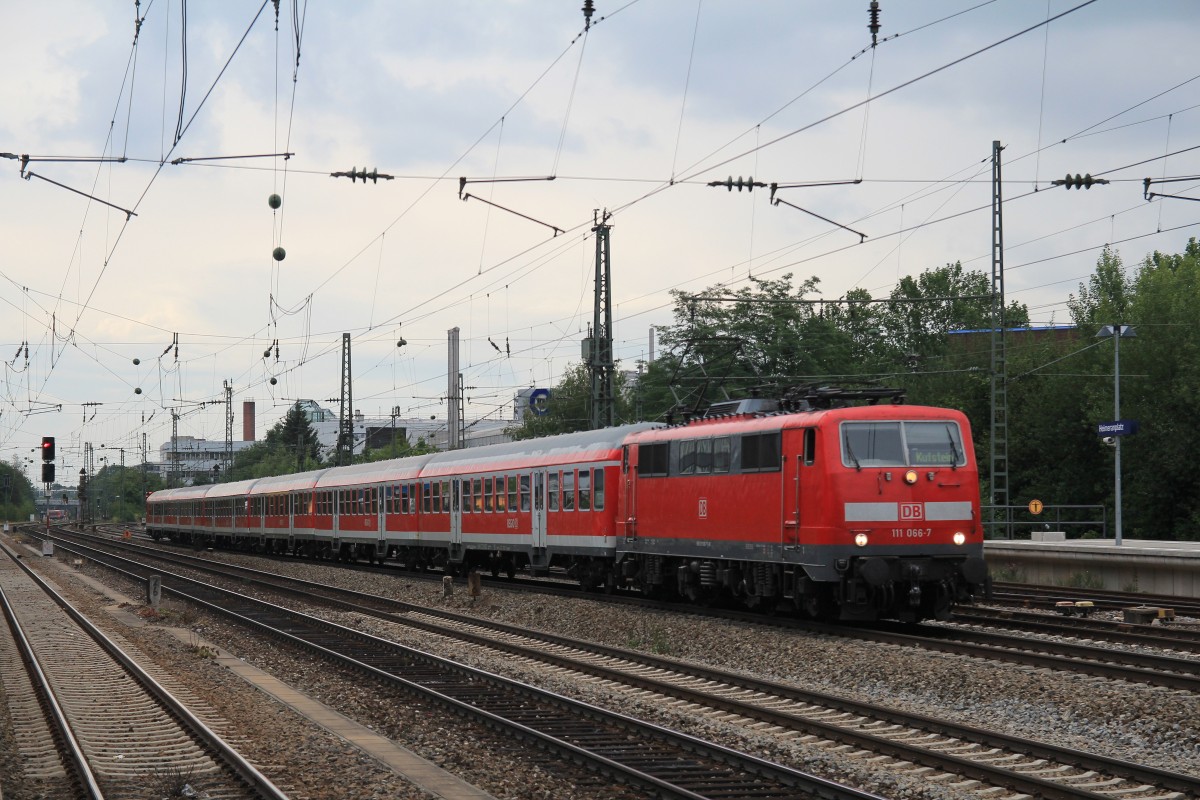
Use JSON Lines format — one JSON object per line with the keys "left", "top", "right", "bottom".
{"left": 588, "top": 210, "right": 616, "bottom": 430}
{"left": 989, "top": 140, "right": 1009, "bottom": 535}
{"left": 337, "top": 333, "right": 353, "bottom": 466}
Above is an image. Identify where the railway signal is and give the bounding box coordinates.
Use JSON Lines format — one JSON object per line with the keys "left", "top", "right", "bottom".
{"left": 41, "top": 436, "right": 55, "bottom": 461}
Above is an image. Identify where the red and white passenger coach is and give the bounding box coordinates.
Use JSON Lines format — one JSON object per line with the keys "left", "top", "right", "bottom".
{"left": 147, "top": 392, "right": 987, "bottom": 621}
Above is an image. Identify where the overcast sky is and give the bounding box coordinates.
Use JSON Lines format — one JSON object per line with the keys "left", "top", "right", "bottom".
{"left": 1, "top": 0, "right": 1197, "bottom": 479}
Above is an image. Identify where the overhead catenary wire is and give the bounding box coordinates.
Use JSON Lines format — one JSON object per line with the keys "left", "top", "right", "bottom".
{"left": 14, "top": 1, "right": 1195, "bottom": 450}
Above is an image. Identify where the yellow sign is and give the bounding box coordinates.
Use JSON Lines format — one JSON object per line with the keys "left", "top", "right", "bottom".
{"left": 1028, "top": 499, "right": 1044, "bottom": 515}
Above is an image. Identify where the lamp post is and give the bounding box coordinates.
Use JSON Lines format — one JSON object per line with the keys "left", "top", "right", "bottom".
{"left": 1096, "top": 324, "right": 1136, "bottom": 545}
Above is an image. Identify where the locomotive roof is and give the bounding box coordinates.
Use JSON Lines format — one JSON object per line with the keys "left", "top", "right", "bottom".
{"left": 625, "top": 403, "right": 967, "bottom": 442}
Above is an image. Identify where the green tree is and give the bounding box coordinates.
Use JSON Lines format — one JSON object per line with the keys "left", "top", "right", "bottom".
{"left": 231, "top": 403, "right": 324, "bottom": 479}
{"left": 82, "top": 463, "right": 163, "bottom": 523}
{"left": 0, "top": 458, "right": 37, "bottom": 522}
{"left": 362, "top": 434, "right": 437, "bottom": 462}
{"left": 508, "top": 363, "right": 632, "bottom": 439}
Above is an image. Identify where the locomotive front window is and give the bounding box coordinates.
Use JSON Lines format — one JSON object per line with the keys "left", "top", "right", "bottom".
{"left": 840, "top": 421, "right": 966, "bottom": 468}
{"left": 841, "top": 422, "right": 904, "bottom": 467}
{"left": 905, "top": 422, "right": 966, "bottom": 467}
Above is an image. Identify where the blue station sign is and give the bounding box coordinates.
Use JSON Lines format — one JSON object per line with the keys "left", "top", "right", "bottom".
{"left": 1097, "top": 419, "right": 1139, "bottom": 436}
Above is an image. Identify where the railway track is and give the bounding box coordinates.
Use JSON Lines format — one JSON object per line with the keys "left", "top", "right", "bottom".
{"left": 63, "top": 527, "right": 1200, "bottom": 689}
{"left": 36, "top": 531, "right": 886, "bottom": 800}
{"left": 952, "top": 606, "right": 1200, "bottom": 653}
{"left": 40, "top": 530, "right": 1200, "bottom": 800}
{"left": 0, "top": 540, "right": 288, "bottom": 800}
{"left": 990, "top": 582, "right": 1200, "bottom": 619}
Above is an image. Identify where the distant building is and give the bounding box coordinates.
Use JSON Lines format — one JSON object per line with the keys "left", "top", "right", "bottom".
{"left": 151, "top": 395, "right": 529, "bottom": 485}
{"left": 155, "top": 436, "right": 258, "bottom": 483}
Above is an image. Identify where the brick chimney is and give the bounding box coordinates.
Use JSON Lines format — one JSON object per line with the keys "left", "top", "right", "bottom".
{"left": 242, "top": 401, "right": 255, "bottom": 441}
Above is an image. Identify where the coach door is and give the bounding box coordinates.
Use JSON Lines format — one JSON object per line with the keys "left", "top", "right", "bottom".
{"left": 531, "top": 471, "right": 547, "bottom": 550}
{"left": 450, "top": 480, "right": 463, "bottom": 547}
{"left": 622, "top": 445, "right": 637, "bottom": 540}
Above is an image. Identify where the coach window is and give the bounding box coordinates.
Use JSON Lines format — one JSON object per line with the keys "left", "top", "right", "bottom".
{"left": 430, "top": 482, "right": 440, "bottom": 514}
{"left": 548, "top": 472, "right": 560, "bottom": 511}
{"left": 472, "top": 478, "right": 484, "bottom": 512}
{"left": 640, "top": 442, "right": 669, "bottom": 477}
{"left": 484, "top": 477, "right": 494, "bottom": 512}
{"left": 594, "top": 469, "right": 605, "bottom": 510}
{"left": 507, "top": 476, "right": 518, "bottom": 512}
{"left": 712, "top": 437, "right": 732, "bottom": 473}
{"left": 563, "top": 470, "right": 576, "bottom": 511}
{"left": 578, "top": 470, "right": 591, "bottom": 511}
{"left": 741, "top": 432, "right": 782, "bottom": 472}
{"left": 461, "top": 479, "right": 471, "bottom": 514}
{"left": 519, "top": 475, "right": 531, "bottom": 512}
{"left": 421, "top": 483, "right": 432, "bottom": 514}
{"left": 495, "top": 476, "right": 507, "bottom": 512}
{"left": 678, "top": 440, "right": 697, "bottom": 474}
{"left": 370, "top": 488, "right": 379, "bottom": 515}
{"left": 804, "top": 428, "right": 817, "bottom": 466}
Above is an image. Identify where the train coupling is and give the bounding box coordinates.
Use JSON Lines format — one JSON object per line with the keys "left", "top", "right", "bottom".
{"left": 907, "top": 584, "right": 921, "bottom": 606}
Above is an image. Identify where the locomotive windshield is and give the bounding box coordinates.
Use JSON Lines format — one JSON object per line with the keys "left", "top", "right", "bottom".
{"left": 840, "top": 421, "right": 966, "bottom": 469}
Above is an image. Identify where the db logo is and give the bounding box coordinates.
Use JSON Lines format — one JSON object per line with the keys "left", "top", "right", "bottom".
{"left": 698, "top": 498, "right": 708, "bottom": 519}
{"left": 900, "top": 503, "right": 924, "bottom": 521}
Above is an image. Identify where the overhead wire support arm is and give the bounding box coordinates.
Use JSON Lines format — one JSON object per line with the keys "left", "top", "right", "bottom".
{"left": 458, "top": 175, "right": 556, "bottom": 196}
{"left": 171, "top": 152, "right": 294, "bottom": 165}
{"left": 20, "top": 171, "right": 138, "bottom": 220}
{"left": 770, "top": 195, "right": 867, "bottom": 243}
{"left": 769, "top": 179, "right": 862, "bottom": 191}
{"left": 1143, "top": 175, "right": 1200, "bottom": 202}
{"left": 3, "top": 153, "right": 129, "bottom": 170}
{"left": 459, "top": 192, "right": 564, "bottom": 236}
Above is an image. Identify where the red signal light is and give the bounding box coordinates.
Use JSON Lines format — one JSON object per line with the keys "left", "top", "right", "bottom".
{"left": 41, "top": 436, "right": 55, "bottom": 461}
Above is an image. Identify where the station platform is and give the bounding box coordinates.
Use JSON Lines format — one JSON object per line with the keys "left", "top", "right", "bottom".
{"left": 984, "top": 536, "right": 1200, "bottom": 596}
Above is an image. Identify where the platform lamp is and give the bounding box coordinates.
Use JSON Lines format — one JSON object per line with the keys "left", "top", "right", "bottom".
{"left": 1096, "top": 324, "right": 1135, "bottom": 546}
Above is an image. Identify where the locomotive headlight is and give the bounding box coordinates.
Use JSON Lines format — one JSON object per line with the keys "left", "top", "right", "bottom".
{"left": 953, "top": 531, "right": 966, "bottom": 546}
{"left": 854, "top": 533, "right": 869, "bottom": 547}
{"left": 904, "top": 470, "right": 918, "bottom": 485}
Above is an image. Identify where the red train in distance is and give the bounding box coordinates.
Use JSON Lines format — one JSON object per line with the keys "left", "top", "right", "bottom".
{"left": 146, "top": 389, "right": 988, "bottom": 622}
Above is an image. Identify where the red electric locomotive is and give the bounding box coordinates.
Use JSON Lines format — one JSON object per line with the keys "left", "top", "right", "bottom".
{"left": 146, "top": 389, "right": 987, "bottom": 622}
{"left": 612, "top": 391, "right": 987, "bottom": 621}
